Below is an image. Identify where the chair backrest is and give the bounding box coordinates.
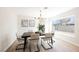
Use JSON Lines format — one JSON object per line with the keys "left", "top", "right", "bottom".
{"left": 28, "top": 32, "right": 35, "bottom": 35}
{"left": 31, "top": 33, "right": 39, "bottom": 40}
{"left": 16, "top": 32, "right": 24, "bottom": 40}
{"left": 45, "top": 33, "right": 52, "bottom": 38}
{"left": 24, "top": 32, "right": 34, "bottom": 35}
{"left": 16, "top": 33, "right": 21, "bottom": 39}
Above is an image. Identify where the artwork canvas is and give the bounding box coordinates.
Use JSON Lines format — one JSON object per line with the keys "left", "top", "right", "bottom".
{"left": 21, "top": 20, "right": 28, "bottom": 27}
{"left": 52, "top": 16, "right": 75, "bottom": 33}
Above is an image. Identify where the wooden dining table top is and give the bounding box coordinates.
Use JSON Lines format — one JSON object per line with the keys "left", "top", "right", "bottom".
{"left": 22, "top": 32, "right": 54, "bottom": 37}
{"left": 22, "top": 33, "right": 31, "bottom": 38}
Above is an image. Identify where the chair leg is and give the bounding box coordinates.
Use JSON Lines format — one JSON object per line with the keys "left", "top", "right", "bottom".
{"left": 16, "top": 44, "right": 24, "bottom": 50}
{"left": 48, "top": 39, "right": 53, "bottom": 48}
{"left": 37, "top": 43, "right": 40, "bottom": 52}
{"left": 29, "top": 41, "right": 31, "bottom": 52}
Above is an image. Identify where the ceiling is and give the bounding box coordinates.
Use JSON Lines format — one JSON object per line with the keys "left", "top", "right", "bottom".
{"left": 14, "top": 7, "right": 75, "bottom": 18}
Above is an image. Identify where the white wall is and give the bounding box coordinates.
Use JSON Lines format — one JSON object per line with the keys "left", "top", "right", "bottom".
{"left": 53, "top": 8, "right": 79, "bottom": 47}
{"left": 0, "top": 8, "right": 17, "bottom": 51}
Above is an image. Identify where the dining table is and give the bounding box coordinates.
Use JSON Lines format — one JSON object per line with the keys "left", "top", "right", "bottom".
{"left": 22, "top": 32, "right": 54, "bottom": 52}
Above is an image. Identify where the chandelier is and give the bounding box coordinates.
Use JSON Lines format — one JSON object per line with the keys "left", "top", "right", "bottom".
{"left": 35, "top": 7, "right": 48, "bottom": 20}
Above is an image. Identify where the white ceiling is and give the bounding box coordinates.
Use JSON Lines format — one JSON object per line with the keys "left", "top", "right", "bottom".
{"left": 14, "top": 7, "right": 75, "bottom": 18}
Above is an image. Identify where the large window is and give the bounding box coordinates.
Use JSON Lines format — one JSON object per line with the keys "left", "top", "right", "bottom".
{"left": 52, "top": 16, "right": 75, "bottom": 33}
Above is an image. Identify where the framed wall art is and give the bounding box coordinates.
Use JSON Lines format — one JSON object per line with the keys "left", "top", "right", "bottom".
{"left": 21, "top": 19, "right": 28, "bottom": 27}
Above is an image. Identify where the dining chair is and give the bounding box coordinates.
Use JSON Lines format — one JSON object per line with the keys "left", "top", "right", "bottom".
{"left": 28, "top": 33, "right": 40, "bottom": 52}
{"left": 16, "top": 33, "right": 24, "bottom": 50}
{"left": 41, "top": 33, "right": 54, "bottom": 49}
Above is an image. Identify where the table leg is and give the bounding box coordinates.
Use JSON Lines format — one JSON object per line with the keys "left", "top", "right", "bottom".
{"left": 23, "top": 38, "right": 27, "bottom": 52}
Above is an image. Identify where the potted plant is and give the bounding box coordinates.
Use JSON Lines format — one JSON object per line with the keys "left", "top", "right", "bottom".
{"left": 38, "top": 24, "right": 45, "bottom": 33}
